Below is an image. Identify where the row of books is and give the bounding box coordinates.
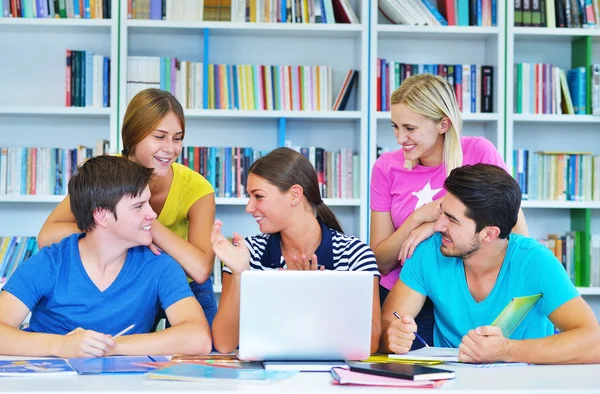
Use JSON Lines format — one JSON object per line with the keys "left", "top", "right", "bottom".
{"left": 127, "top": 56, "right": 357, "bottom": 111}
{"left": 513, "top": 150, "right": 600, "bottom": 202}
{"left": 66, "top": 50, "right": 111, "bottom": 108}
{"left": 174, "top": 145, "right": 360, "bottom": 199}
{"left": 128, "top": 0, "right": 359, "bottom": 23}
{"left": 379, "top": 0, "right": 496, "bottom": 27}
{"left": 1, "top": 0, "right": 111, "bottom": 18}
{"left": 0, "top": 236, "right": 38, "bottom": 284}
{"left": 376, "top": 61, "right": 494, "bottom": 114}
{"left": 514, "top": 63, "right": 600, "bottom": 115}
{"left": 540, "top": 232, "right": 600, "bottom": 288}
{"left": 0, "top": 141, "right": 109, "bottom": 196}
{"left": 515, "top": 0, "right": 599, "bottom": 28}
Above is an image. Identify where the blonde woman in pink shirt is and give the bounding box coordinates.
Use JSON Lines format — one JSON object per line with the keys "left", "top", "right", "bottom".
{"left": 370, "top": 73, "right": 528, "bottom": 349}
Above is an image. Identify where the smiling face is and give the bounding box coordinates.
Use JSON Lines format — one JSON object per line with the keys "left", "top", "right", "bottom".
{"left": 129, "top": 112, "right": 183, "bottom": 178}
{"left": 245, "top": 173, "right": 293, "bottom": 234}
{"left": 433, "top": 192, "right": 482, "bottom": 260}
{"left": 391, "top": 103, "right": 447, "bottom": 167}
{"left": 108, "top": 185, "right": 157, "bottom": 248}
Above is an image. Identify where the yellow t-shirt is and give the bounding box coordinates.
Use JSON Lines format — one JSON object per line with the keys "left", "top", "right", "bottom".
{"left": 158, "top": 162, "right": 214, "bottom": 241}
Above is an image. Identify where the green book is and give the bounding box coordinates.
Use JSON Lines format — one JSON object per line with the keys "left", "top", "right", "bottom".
{"left": 491, "top": 294, "right": 543, "bottom": 338}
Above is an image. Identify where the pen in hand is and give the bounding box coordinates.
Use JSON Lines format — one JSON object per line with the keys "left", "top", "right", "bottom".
{"left": 393, "top": 311, "right": 429, "bottom": 348}
{"left": 113, "top": 324, "right": 135, "bottom": 338}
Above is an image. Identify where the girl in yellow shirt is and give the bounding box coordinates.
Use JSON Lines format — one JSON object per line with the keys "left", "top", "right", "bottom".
{"left": 38, "top": 89, "right": 217, "bottom": 327}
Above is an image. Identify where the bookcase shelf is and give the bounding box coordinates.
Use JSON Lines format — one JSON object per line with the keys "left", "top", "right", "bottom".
{"left": 0, "top": 106, "right": 111, "bottom": 117}
{"left": 184, "top": 110, "right": 362, "bottom": 120}
{"left": 376, "top": 112, "right": 499, "bottom": 122}
{"left": 376, "top": 25, "right": 500, "bottom": 39}
{"left": 522, "top": 201, "right": 600, "bottom": 209}
{"left": 127, "top": 20, "right": 363, "bottom": 38}
{"left": 0, "top": 196, "right": 361, "bottom": 207}
{"left": 0, "top": 18, "right": 113, "bottom": 28}
{"left": 512, "top": 114, "right": 600, "bottom": 123}
{"left": 576, "top": 287, "right": 600, "bottom": 296}
{"left": 513, "top": 27, "right": 600, "bottom": 38}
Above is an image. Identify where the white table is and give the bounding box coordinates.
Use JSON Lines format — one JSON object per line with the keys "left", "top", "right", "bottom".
{"left": 1, "top": 363, "right": 600, "bottom": 393}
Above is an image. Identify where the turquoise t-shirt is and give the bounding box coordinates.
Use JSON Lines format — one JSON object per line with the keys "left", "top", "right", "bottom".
{"left": 400, "top": 233, "right": 580, "bottom": 348}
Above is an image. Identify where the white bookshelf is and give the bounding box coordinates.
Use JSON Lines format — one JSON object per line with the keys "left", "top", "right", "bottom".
{"left": 0, "top": 106, "right": 111, "bottom": 116}
{"left": 0, "top": 18, "right": 112, "bottom": 28}
{"left": 369, "top": 4, "right": 506, "bottom": 236}
{"left": 506, "top": 8, "right": 600, "bottom": 314}
{"left": 127, "top": 19, "right": 362, "bottom": 38}
{"left": 0, "top": 0, "right": 119, "bottom": 239}
{"left": 119, "top": 0, "right": 370, "bottom": 241}
{"left": 184, "top": 109, "right": 362, "bottom": 120}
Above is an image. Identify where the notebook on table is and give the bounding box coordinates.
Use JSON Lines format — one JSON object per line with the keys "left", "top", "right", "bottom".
{"left": 238, "top": 270, "right": 374, "bottom": 362}
{"left": 347, "top": 362, "right": 455, "bottom": 381}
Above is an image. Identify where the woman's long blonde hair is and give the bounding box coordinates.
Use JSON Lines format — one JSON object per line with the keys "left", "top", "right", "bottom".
{"left": 390, "top": 74, "right": 462, "bottom": 176}
{"left": 121, "top": 89, "right": 185, "bottom": 156}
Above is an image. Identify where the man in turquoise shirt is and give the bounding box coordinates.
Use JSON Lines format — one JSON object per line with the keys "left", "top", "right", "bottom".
{"left": 381, "top": 164, "right": 600, "bottom": 364}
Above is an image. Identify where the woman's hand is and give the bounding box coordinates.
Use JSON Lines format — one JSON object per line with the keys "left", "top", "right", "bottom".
{"left": 210, "top": 220, "right": 250, "bottom": 274}
{"left": 398, "top": 222, "right": 436, "bottom": 264}
{"left": 412, "top": 198, "right": 443, "bottom": 224}
{"left": 286, "top": 254, "right": 325, "bottom": 271}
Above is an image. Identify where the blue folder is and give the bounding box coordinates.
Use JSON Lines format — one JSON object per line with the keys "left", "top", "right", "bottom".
{"left": 67, "top": 356, "right": 169, "bottom": 375}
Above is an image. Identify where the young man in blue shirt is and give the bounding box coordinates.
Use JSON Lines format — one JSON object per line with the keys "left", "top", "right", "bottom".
{"left": 381, "top": 163, "right": 600, "bottom": 364}
{"left": 0, "top": 156, "right": 212, "bottom": 358}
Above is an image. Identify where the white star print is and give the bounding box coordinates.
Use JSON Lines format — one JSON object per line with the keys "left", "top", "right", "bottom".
{"left": 412, "top": 181, "right": 442, "bottom": 210}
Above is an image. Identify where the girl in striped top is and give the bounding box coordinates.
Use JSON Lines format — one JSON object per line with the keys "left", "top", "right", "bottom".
{"left": 211, "top": 147, "right": 381, "bottom": 354}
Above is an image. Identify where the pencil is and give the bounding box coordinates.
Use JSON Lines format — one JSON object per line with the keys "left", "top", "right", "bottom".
{"left": 392, "top": 311, "right": 429, "bottom": 348}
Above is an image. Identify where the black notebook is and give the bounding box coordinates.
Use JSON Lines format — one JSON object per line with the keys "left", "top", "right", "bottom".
{"left": 348, "top": 362, "right": 455, "bottom": 381}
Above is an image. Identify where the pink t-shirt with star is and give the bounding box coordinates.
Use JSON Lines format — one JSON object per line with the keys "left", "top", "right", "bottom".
{"left": 370, "top": 136, "right": 509, "bottom": 290}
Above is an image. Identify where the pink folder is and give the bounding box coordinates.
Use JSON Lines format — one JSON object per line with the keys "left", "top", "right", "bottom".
{"left": 331, "top": 367, "right": 443, "bottom": 388}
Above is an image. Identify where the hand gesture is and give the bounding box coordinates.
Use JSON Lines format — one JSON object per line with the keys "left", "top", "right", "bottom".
{"left": 286, "top": 254, "right": 325, "bottom": 271}
{"left": 148, "top": 243, "right": 162, "bottom": 255}
{"left": 387, "top": 315, "right": 418, "bottom": 354}
{"left": 398, "top": 222, "right": 436, "bottom": 264}
{"left": 459, "top": 326, "right": 510, "bottom": 363}
{"left": 412, "top": 198, "right": 443, "bottom": 224}
{"left": 56, "top": 328, "right": 115, "bottom": 358}
{"left": 211, "top": 220, "right": 250, "bottom": 274}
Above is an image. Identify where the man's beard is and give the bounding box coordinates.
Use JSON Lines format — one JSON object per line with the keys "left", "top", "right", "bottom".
{"left": 440, "top": 233, "right": 480, "bottom": 260}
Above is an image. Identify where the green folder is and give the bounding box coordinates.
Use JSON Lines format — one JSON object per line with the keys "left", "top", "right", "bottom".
{"left": 491, "top": 294, "right": 542, "bottom": 338}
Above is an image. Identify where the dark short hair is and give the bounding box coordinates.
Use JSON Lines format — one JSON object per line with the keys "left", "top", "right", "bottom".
{"left": 69, "top": 155, "right": 154, "bottom": 232}
{"left": 248, "top": 147, "right": 343, "bottom": 233}
{"left": 444, "top": 163, "right": 521, "bottom": 239}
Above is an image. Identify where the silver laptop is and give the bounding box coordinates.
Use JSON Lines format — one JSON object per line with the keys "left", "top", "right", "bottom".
{"left": 238, "top": 270, "right": 373, "bottom": 361}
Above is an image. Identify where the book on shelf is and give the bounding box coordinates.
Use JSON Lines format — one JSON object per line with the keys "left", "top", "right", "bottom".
{"left": 0, "top": 140, "right": 109, "bottom": 197}
{"left": 376, "top": 61, "right": 494, "bottom": 114}
{"left": 539, "top": 230, "right": 600, "bottom": 288}
{"left": 66, "top": 50, "right": 110, "bottom": 108}
{"left": 127, "top": 0, "right": 358, "bottom": 24}
{"left": 332, "top": 69, "right": 358, "bottom": 111}
{"left": 128, "top": 56, "right": 357, "bottom": 111}
{"left": 379, "top": 0, "right": 496, "bottom": 27}
{"left": 515, "top": 0, "right": 600, "bottom": 28}
{"left": 513, "top": 63, "right": 599, "bottom": 115}
{"left": 0, "top": 236, "right": 38, "bottom": 285}
{"left": 512, "top": 149, "right": 600, "bottom": 202}
{"left": 175, "top": 145, "right": 360, "bottom": 199}
{"left": 1, "top": 0, "right": 111, "bottom": 19}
